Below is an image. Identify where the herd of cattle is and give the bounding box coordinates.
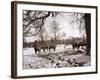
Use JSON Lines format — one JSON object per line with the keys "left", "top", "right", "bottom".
{"left": 23, "top": 39, "right": 87, "bottom": 54}
{"left": 33, "top": 40, "right": 56, "bottom": 54}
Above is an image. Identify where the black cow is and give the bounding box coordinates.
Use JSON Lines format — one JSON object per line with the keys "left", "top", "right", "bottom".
{"left": 33, "top": 40, "right": 56, "bottom": 54}
{"left": 72, "top": 41, "right": 87, "bottom": 51}
{"left": 48, "top": 45, "right": 56, "bottom": 51}
{"left": 40, "top": 44, "right": 56, "bottom": 51}
{"left": 33, "top": 40, "right": 41, "bottom": 54}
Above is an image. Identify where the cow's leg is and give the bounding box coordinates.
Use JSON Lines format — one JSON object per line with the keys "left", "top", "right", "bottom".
{"left": 82, "top": 45, "right": 84, "bottom": 50}
{"left": 38, "top": 48, "right": 41, "bottom": 53}
{"left": 53, "top": 47, "right": 56, "bottom": 51}
{"left": 43, "top": 48, "right": 45, "bottom": 52}
{"left": 49, "top": 47, "right": 50, "bottom": 52}
{"left": 35, "top": 49, "right": 37, "bottom": 54}
{"left": 72, "top": 45, "right": 75, "bottom": 52}
{"left": 47, "top": 46, "right": 49, "bottom": 51}
{"left": 73, "top": 47, "right": 74, "bottom": 52}
{"left": 77, "top": 44, "right": 80, "bottom": 51}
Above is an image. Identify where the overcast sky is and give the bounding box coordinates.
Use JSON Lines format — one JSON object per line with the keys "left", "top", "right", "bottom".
{"left": 25, "top": 12, "right": 85, "bottom": 42}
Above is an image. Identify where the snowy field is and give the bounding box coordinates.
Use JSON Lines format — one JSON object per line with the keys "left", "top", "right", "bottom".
{"left": 23, "top": 44, "right": 91, "bottom": 69}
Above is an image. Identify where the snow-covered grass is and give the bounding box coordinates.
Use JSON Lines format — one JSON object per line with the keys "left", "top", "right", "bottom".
{"left": 23, "top": 44, "right": 90, "bottom": 69}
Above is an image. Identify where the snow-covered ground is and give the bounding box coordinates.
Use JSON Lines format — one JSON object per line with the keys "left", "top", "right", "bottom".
{"left": 23, "top": 44, "right": 90, "bottom": 69}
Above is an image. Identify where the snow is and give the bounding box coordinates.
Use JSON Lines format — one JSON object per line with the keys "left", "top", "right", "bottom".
{"left": 23, "top": 44, "right": 91, "bottom": 69}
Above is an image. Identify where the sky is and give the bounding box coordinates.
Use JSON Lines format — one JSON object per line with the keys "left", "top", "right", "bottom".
{"left": 25, "top": 12, "right": 85, "bottom": 42}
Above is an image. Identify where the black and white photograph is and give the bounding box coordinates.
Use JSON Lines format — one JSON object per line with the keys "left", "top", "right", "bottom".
{"left": 23, "top": 10, "right": 91, "bottom": 69}
{"left": 11, "top": 1, "right": 97, "bottom": 78}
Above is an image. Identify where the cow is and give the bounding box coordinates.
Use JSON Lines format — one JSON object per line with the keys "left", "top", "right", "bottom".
{"left": 72, "top": 40, "right": 87, "bottom": 51}
{"left": 48, "top": 44, "right": 56, "bottom": 51}
{"left": 40, "top": 43, "right": 56, "bottom": 52}
{"left": 47, "top": 40, "right": 56, "bottom": 51}
{"left": 33, "top": 40, "right": 41, "bottom": 54}
{"left": 33, "top": 40, "right": 56, "bottom": 54}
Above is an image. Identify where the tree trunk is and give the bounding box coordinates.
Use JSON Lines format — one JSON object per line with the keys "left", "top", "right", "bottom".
{"left": 84, "top": 14, "right": 91, "bottom": 55}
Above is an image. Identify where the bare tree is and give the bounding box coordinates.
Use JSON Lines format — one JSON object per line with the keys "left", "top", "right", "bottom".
{"left": 23, "top": 10, "right": 61, "bottom": 42}
{"left": 37, "top": 25, "right": 46, "bottom": 41}
{"left": 84, "top": 14, "right": 91, "bottom": 55}
{"left": 70, "top": 13, "right": 91, "bottom": 55}
{"left": 51, "top": 20, "right": 61, "bottom": 41}
{"left": 23, "top": 10, "right": 51, "bottom": 39}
